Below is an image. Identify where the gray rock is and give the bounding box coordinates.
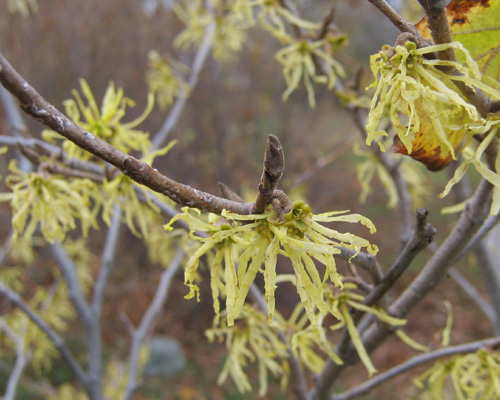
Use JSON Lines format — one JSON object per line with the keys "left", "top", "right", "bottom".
{"left": 143, "top": 336, "right": 186, "bottom": 378}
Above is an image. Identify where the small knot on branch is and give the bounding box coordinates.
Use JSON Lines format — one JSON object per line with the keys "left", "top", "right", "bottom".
{"left": 218, "top": 182, "right": 244, "bottom": 203}
{"left": 415, "top": 208, "right": 436, "bottom": 247}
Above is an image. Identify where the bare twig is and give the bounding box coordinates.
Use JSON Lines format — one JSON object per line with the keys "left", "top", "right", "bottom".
{"left": 333, "top": 336, "right": 500, "bottom": 400}
{"left": 455, "top": 213, "right": 500, "bottom": 261}
{"left": 218, "top": 182, "right": 245, "bottom": 203}
{"left": 469, "top": 243, "right": 500, "bottom": 334}
{"left": 0, "top": 85, "right": 32, "bottom": 172}
{"left": 0, "top": 283, "right": 88, "bottom": 386}
{"left": 366, "top": 0, "right": 419, "bottom": 35}
{"left": 448, "top": 268, "right": 498, "bottom": 329}
{"left": 336, "top": 246, "right": 384, "bottom": 284}
{"left": 152, "top": 22, "right": 215, "bottom": 149}
{"left": 50, "top": 243, "right": 103, "bottom": 400}
{"left": 92, "top": 205, "right": 122, "bottom": 312}
{"left": 123, "top": 249, "right": 184, "bottom": 400}
{"left": 291, "top": 142, "right": 351, "bottom": 187}
{"left": 50, "top": 244, "right": 93, "bottom": 327}
{"left": 362, "top": 208, "right": 435, "bottom": 308}
{"left": 0, "top": 318, "right": 30, "bottom": 400}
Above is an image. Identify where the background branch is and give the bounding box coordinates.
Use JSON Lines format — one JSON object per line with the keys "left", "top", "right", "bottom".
{"left": 152, "top": 22, "right": 215, "bottom": 149}
{"left": 334, "top": 336, "right": 500, "bottom": 400}
{"left": 50, "top": 243, "right": 103, "bottom": 399}
{"left": 248, "top": 284, "right": 308, "bottom": 400}
{"left": 314, "top": 177, "right": 493, "bottom": 399}
{"left": 367, "top": 0, "right": 419, "bottom": 35}
{"left": 448, "top": 268, "right": 498, "bottom": 330}
{"left": 123, "top": 249, "right": 184, "bottom": 400}
{"left": 0, "top": 318, "right": 29, "bottom": 400}
{"left": 0, "top": 283, "right": 88, "bottom": 386}
{"left": 92, "top": 205, "right": 122, "bottom": 312}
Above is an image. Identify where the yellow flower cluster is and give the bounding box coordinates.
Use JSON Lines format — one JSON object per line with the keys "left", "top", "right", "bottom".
{"left": 366, "top": 41, "right": 499, "bottom": 170}
{"left": 43, "top": 79, "right": 154, "bottom": 160}
{"left": 367, "top": 40, "right": 500, "bottom": 214}
{"left": 7, "top": 0, "right": 37, "bottom": 16}
{"left": 0, "top": 161, "right": 99, "bottom": 243}
{"left": 206, "top": 305, "right": 289, "bottom": 396}
{"left": 415, "top": 349, "right": 500, "bottom": 399}
{"left": 166, "top": 201, "right": 378, "bottom": 328}
{"left": 146, "top": 50, "right": 190, "bottom": 111}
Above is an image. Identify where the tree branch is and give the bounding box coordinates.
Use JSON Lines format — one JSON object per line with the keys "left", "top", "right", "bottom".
{"left": 92, "top": 205, "right": 122, "bottom": 312}
{"left": 50, "top": 243, "right": 103, "bottom": 400}
{"left": 0, "top": 318, "right": 30, "bottom": 400}
{"left": 333, "top": 336, "right": 500, "bottom": 400}
{"left": 313, "top": 177, "right": 493, "bottom": 399}
{"left": 0, "top": 84, "right": 31, "bottom": 172}
{"left": 0, "top": 283, "right": 88, "bottom": 386}
{"left": 152, "top": 22, "right": 215, "bottom": 149}
{"left": 448, "top": 268, "right": 498, "bottom": 330}
{"left": 50, "top": 244, "right": 93, "bottom": 327}
{"left": 123, "top": 249, "right": 184, "bottom": 400}
{"left": 417, "top": 0, "right": 491, "bottom": 116}
{"left": 362, "top": 208, "right": 435, "bottom": 307}
{"left": 0, "top": 51, "right": 267, "bottom": 216}
{"left": 366, "top": 0, "right": 419, "bottom": 35}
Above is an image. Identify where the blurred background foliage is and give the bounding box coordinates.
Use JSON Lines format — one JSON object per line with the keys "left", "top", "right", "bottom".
{"left": 0, "top": 0, "right": 493, "bottom": 398}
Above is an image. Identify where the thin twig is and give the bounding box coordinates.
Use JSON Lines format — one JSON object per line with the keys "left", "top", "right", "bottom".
{"left": 0, "top": 75, "right": 31, "bottom": 172}
{"left": 50, "top": 244, "right": 93, "bottom": 327}
{"left": 336, "top": 247, "right": 383, "bottom": 284}
{"left": 448, "top": 268, "right": 498, "bottom": 328}
{"left": 290, "top": 142, "right": 351, "bottom": 187}
{"left": 51, "top": 243, "right": 103, "bottom": 400}
{"left": 455, "top": 213, "right": 500, "bottom": 261}
{"left": 333, "top": 336, "right": 500, "bottom": 400}
{"left": 0, "top": 318, "right": 30, "bottom": 400}
{"left": 123, "top": 249, "right": 184, "bottom": 400}
{"left": 362, "top": 208, "right": 435, "bottom": 308}
{"left": 152, "top": 23, "right": 215, "bottom": 150}
{"left": 366, "top": 0, "right": 419, "bottom": 35}
{"left": 0, "top": 283, "right": 88, "bottom": 386}
{"left": 92, "top": 205, "right": 122, "bottom": 312}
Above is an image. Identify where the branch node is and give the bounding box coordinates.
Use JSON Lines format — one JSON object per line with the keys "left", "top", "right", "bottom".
{"left": 218, "top": 182, "right": 244, "bottom": 203}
